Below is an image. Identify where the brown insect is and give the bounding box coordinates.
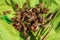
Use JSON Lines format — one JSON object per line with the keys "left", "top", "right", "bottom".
{"left": 6, "top": 10, "right": 10, "bottom": 13}
{"left": 22, "top": 2, "right": 28, "bottom": 10}
{"left": 16, "top": 4, "right": 18, "bottom": 8}
{"left": 48, "top": 14, "right": 54, "bottom": 20}
{"left": 47, "top": 13, "right": 54, "bottom": 20}
{"left": 37, "top": 3, "right": 44, "bottom": 8}
{"left": 42, "top": 8, "right": 49, "bottom": 13}
{"left": 3, "top": 10, "right": 10, "bottom": 15}
{"left": 3, "top": 11, "right": 6, "bottom": 15}
{"left": 12, "top": 3, "right": 50, "bottom": 38}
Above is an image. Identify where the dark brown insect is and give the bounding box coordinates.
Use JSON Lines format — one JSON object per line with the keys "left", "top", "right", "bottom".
{"left": 16, "top": 4, "right": 18, "bottom": 8}
{"left": 42, "top": 8, "right": 49, "bottom": 13}
{"left": 46, "top": 13, "right": 54, "bottom": 20}
{"left": 3, "top": 10, "right": 10, "bottom": 15}
{"left": 12, "top": 3, "right": 50, "bottom": 38}
{"left": 31, "top": 24, "right": 37, "bottom": 32}
{"left": 3, "top": 11, "right": 6, "bottom": 15}
{"left": 37, "top": 17, "right": 43, "bottom": 23}
{"left": 32, "top": 8, "right": 37, "bottom": 12}
{"left": 22, "top": 2, "right": 28, "bottom": 10}
{"left": 37, "top": 3, "right": 44, "bottom": 8}
{"left": 6, "top": 10, "right": 10, "bottom": 13}
{"left": 11, "top": 18, "right": 16, "bottom": 21}
{"left": 48, "top": 14, "right": 54, "bottom": 20}
{"left": 17, "top": 10, "right": 22, "bottom": 15}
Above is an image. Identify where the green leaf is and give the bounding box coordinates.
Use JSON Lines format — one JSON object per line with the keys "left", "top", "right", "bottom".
{"left": 43, "top": 0, "right": 60, "bottom": 13}
{"left": 46, "top": 29, "right": 60, "bottom": 40}
{"left": 0, "top": 0, "right": 7, "bottom": 6}
{"left": 29, "top": 0, "right": 39, "bottom": 7}
{"left": 10, "top": 0, "right": 26, "bottom": 9}
{"left": 5, "top": 0, "right": 12, "bottom": 5}
{"left": 51, "top": 10, "right": 60, "bottom": 30}
{"left": 46, "top": 9, "right": 60, "bottom": 40}
{"left": 46, "top": 28, "right": 56, "bottom": 40}
{"left": 0, "top": 5, "right": 15, "bottom": 23}
{"left": 0, "top": 19, "right": 21, "bottom": 40}
{"left": 0, "top": 0, "right": 60, "bottom": 40}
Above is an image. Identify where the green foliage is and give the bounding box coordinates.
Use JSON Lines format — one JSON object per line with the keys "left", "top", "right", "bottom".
{"left": 46, "top": 10, "right": 60, "bottom": 40}
{"left": 0, "top": 0, "right": 7, "bottom": 5}
{"left": 0, "top": 0, "right": 60, "bottom": 40}
{"left": 0, "top": 5, "right": 15, "bottom": 23}
{"left": 29, "top": 0, "right": 39, "bottom": 7}
{"left": 0, "top": 19, "right": 21, "bottom": 40}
